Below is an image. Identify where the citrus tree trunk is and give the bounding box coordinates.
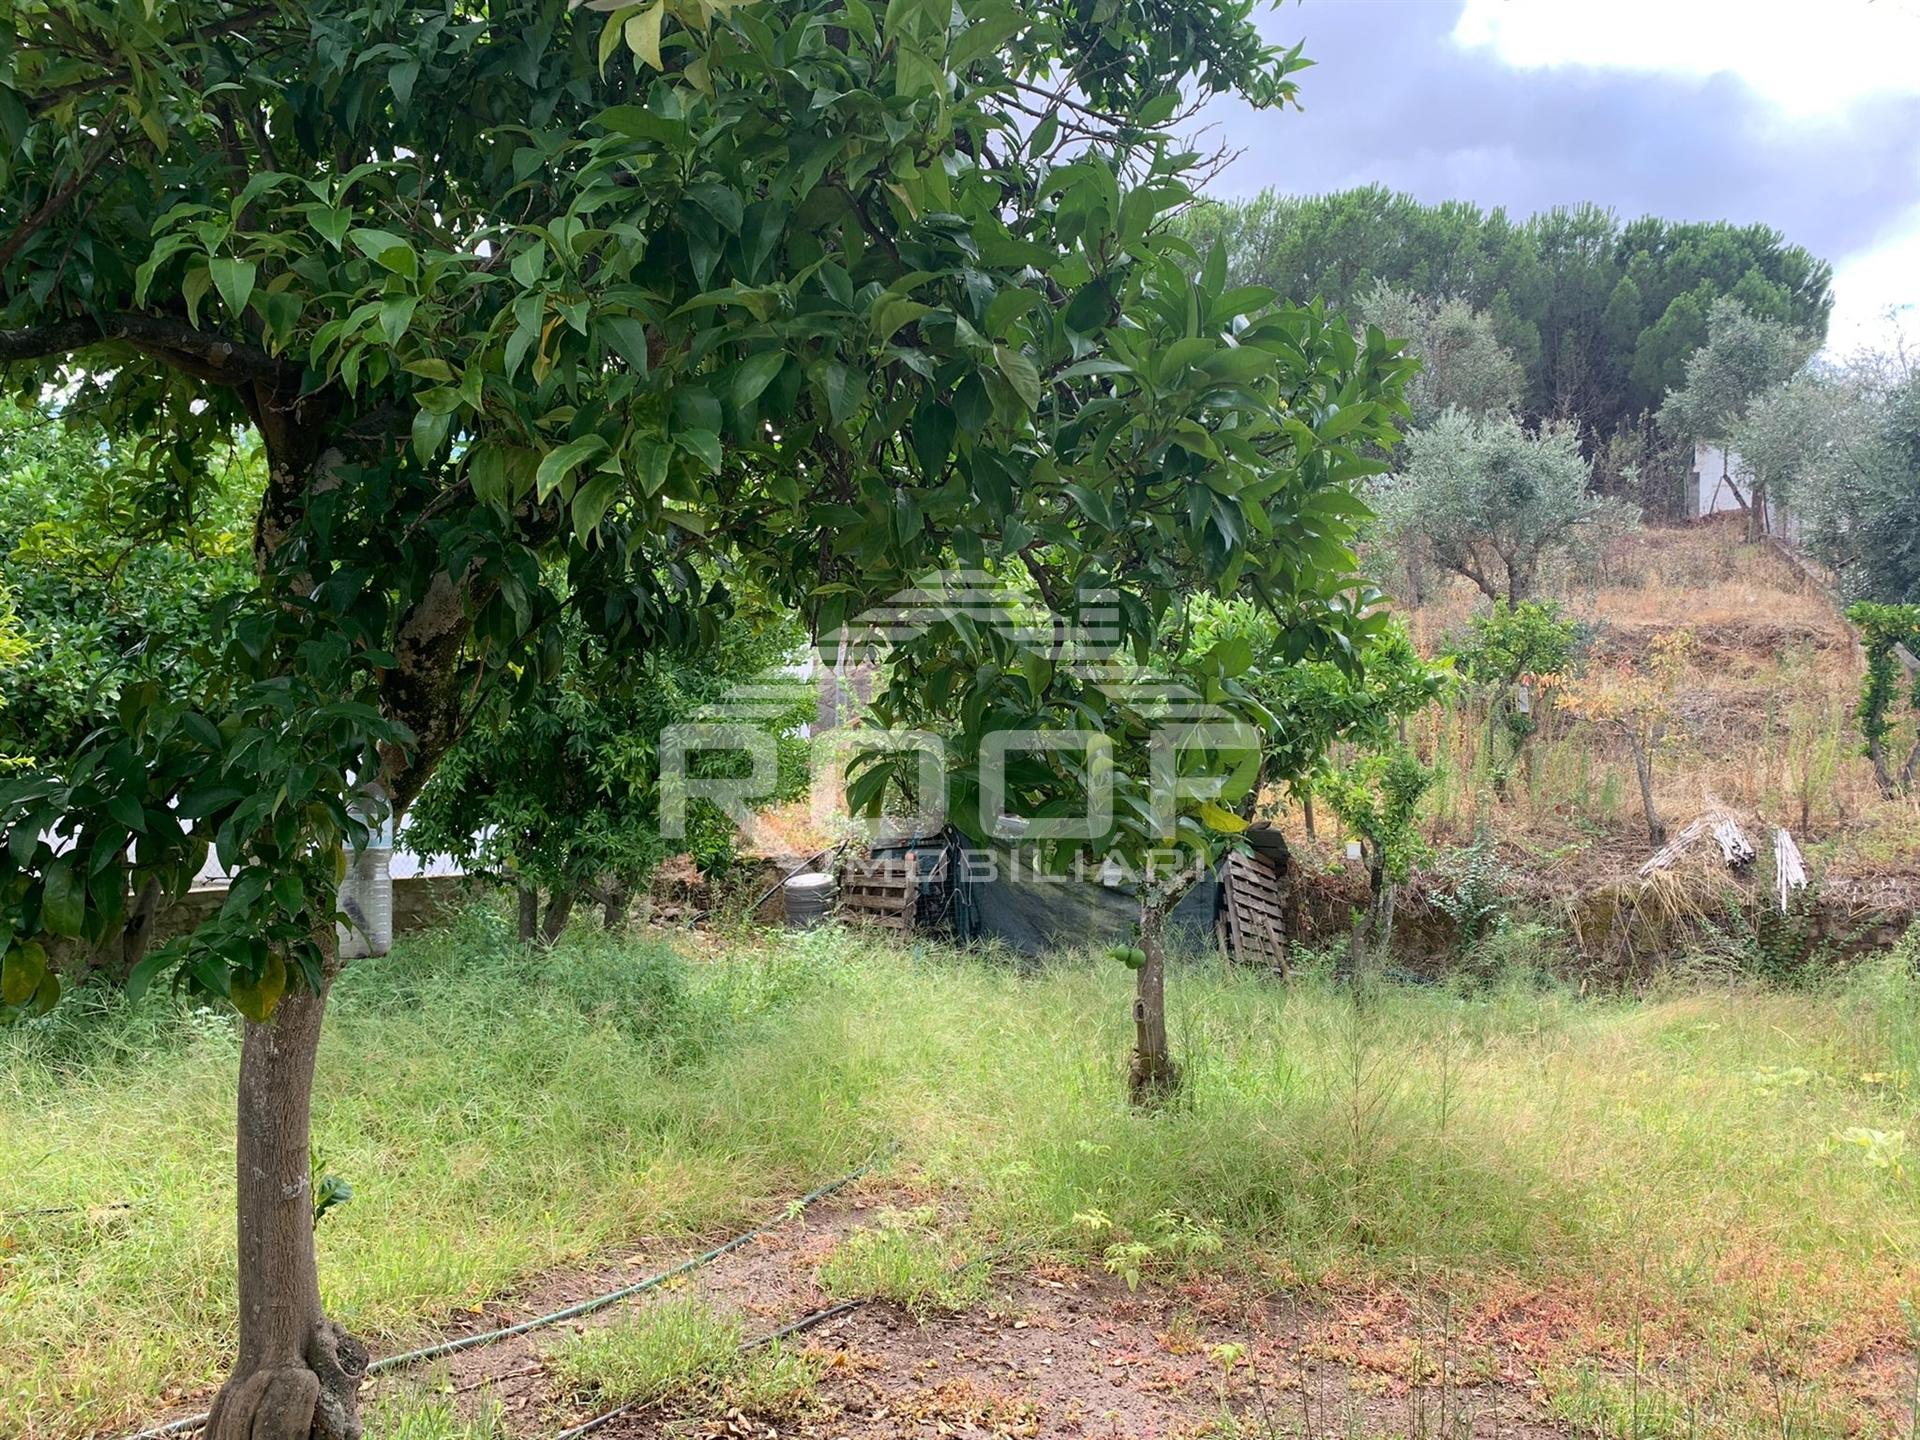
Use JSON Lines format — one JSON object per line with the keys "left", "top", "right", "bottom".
{"left": 517, "top": 885, "right": 540, "bottom": 943}
{"left": 602, "top": 879, "right": 631, "bottom": 931}
{"left": 540, "top": 888, "right": 575, "bottom": 946}
{"left": 1344, "top": 848, "right": 1389, "bottom": 983}
{"left": 204, "top": 966, "right": 367, "bottom": 1440}
{"left": 1128, "top": 897, "right": 1179, "bottom": 1103}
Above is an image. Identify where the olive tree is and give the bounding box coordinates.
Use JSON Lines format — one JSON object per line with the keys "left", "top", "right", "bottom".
{"left": 0, "top": 0, "right": 1340, "bottom": 1429}
{"left": 1354, "top": 282, "right": 1523, "bottom": 427}
{"left": 1657, "top": 296, "right": 1815, "bottom": 539}
{"left": 1372, "top": 411, "right": 1637, "bottom": 605}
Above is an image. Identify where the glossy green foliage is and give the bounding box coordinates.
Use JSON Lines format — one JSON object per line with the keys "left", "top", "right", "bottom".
{"left": 1446, "top": 600, "right": 1580, "bottom": 690}
{"left": 405, "top": 597, "right": 809, "bottom": 898}
{"left": 1320, "top": 745, "right": 1433, "bottom": 887}
{"left": 0, "top": 401, "right": 259, "bottom": 763}
{"left": 1189, "top": 597, "right": 1447, "bottom": 810}
{"left": 0, "top": 0, "right": 1362, "bottom": 1016}
{"left": 1846, "top": 601, "right": 1920, "bottom": 794}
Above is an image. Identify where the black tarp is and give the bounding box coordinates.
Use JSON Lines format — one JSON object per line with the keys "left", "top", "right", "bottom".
{"left": 952, "top": 841, "right": 1219, "bottom": 954}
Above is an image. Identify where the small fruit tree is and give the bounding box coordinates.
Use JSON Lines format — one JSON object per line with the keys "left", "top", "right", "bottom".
{"left": 1558, "top": 628, "right": 1698, "bottom": 844}
{"left": 846, "top": 260, "right": 1413, "bottom": 1101}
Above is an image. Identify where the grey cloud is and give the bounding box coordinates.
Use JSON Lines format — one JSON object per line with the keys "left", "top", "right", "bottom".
{"left": 1190, "top": 0, "right": 1920, "bottom": 265}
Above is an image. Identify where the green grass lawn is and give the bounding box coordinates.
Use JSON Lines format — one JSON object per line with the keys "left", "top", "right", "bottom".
{"left": 2, "top": 906, "right": 1918, "bottom": 1439}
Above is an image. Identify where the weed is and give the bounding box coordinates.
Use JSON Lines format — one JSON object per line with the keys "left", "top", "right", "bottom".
{"left": 817, "top": 1207, "right": 988, "bottom": 1316}
{"left": 544, "top": 1293, "right": 820, "bottom": 1419}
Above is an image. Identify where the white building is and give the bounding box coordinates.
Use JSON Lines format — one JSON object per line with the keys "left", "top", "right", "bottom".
{"left": 1690, "top": 443, "right": 1797, "bottom": 538}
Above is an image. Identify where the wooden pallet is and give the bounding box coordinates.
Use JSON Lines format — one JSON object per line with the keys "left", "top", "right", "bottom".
{"left": 840, "top": 851, "right": 947, "bottom": 931}
{"left": 1221, "top": 850, "right": 1289, "bottom": 972}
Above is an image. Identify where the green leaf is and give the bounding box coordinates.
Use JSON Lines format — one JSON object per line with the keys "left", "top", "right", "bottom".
{"left": 41, "top": 858, "right": 85, "bottom": 937}
{"left": 633, "top": 438, "right": 672, "bottom": 496}
{"left": 1, "top": 941, "right": 46, "bottom": 1007}
{"left": 126, "top": 946, "right": 171, "bottom": 1004}
{"left": 28, "top": 969, "right": 58, "bottom": 1017}
{"left": 107, "top": 792, "right": 147, "bottom": 833}
{"left": 994, "top": 345, "right": 1042, "bottom": 411}
{"left": 601, "top": 314, "right": 650, "bottom": 374}
{"left": 229, "top": 953, "right": 286, "bottom": 1023}
{"left": 510, "top": 240, "right": 547, "bottom": 289}
{"left": 674, "top": 428, "right": 723, "bottom": 474}
{"left": 1197, "top": 801, "right": 1248, "bottom": 834}
{"left": 817, "top": 361, "right": 865, "bottom": 426}
{"left": 571, "top": 471, "right": 622, "bottom": 541}
{"left": 379, "top": 295, "right": 419, "bottom": 347}
{"left": 209, "top": 256, "right": 256, "bottom": 318}
{"left": 732, "top": 350, "right": 786, "bottom": 411}
{"left": 311, "top": 206, "right": 352, "bottom": 249}
{"left": 871, "top": 296, "right": 933, "bottom": 343}
{"left": 535, "top": 435, "right": 611, "bottom": 502}
{"left": 411, "top": 407, "right": 453, "bottom": 463}
{"left": 389, "top": 60, "right": 420, "bottom": 110}
{"left": 625, "top": 2, "right": 666, "bottom": 70}
{"left": 348, "top": 228, "right": 417, "bottom": 278}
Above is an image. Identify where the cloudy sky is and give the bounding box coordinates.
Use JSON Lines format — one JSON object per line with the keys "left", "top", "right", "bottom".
{"left": 1194, "top": 0, "right": 1920, "bottom": 354}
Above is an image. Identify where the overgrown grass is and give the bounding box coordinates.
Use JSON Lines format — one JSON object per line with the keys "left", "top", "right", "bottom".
{"left": 545, "top": 1293, "right": 820, "bottom": 1420}
{"left": 816, "top": 1204, "right": 990, "bottom": 1316}
{"left": 4, "top": 910, "right": 1920, "bottom": 1437}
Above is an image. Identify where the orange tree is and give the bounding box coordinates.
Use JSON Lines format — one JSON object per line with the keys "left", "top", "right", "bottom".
{"left": 846, "top": 266, "right": 1412, "bottom": 1101}
{"left": 0, "top": 0, "right": 1391, "bottom": 1429}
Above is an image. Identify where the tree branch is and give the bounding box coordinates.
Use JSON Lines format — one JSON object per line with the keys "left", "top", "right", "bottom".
{"left": 0, "top": 120, "right": 122, "bottom": 273}
{"left": 0, "top": 311, "right": 296, "bottom": 387}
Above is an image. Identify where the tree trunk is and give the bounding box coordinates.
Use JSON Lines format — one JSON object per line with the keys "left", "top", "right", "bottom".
{"left": 517, "top": 885, "right": 539, "bottom": 943}
{"left": 1128, "top": 898, "right": 1179, "bottom": 1104}
{"left": 1302, "top": 789, "right": 1317, "bottom": 840}
{"left": 540, "top": 888, "right": 575, "bottom": 946}
{"left": 204, "top": 973, "right": 367, "bottom": 1440}
{"left": 1345, "top": 850, "right": 1389, "bottom": 983}
{"left": 1631, "top": 743, "right": 1665, "bottom": 845}
{"left": 122, "top": 875, "right": 162, "bottom": 972}
{"left": 1901, "top": 736, "right": 1920, "bottom": 796}
{"left": 601, "top": 880, "right": 631, "bottom": 931}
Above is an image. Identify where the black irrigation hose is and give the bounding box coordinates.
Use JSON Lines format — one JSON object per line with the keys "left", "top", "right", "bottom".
{"left": 549, "top": 1299, "right": 868, "bottom": 1440}
{"left": 550, "top": 1232, "right": 1019, "bottom": 1439}
{"left": 115, "top": 1146, "right": 896, "bottom": 1440}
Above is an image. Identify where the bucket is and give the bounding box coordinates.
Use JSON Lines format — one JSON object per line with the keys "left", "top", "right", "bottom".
{"left": 783, "top": 871, "right": 837, "bottom": 929}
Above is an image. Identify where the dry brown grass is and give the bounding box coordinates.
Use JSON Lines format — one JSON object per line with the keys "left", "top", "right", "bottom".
{"left": 1378, "top": 519, "right": 1920, "bottom": 918}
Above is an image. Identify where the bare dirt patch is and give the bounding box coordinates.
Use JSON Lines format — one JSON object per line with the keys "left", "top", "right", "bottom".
{"left": 370, "top": 1188, "right": 1566, "bottom": 1440}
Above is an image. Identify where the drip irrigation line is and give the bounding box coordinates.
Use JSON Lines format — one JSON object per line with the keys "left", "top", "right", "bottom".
{"left": 3, "top": 1200, "right": 133, "bottom": 1218}
{"left": 115, "top": 1145, "right": 896, "bottom": 1440}
{"left": 551, "top": 1231, "right": 1018, "bottom": 1439}
{"left": 549, "top": 1299, "right": 868, "bottom": 1440}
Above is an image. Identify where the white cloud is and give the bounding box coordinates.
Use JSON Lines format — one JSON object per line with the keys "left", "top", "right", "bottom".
{"left": 1453, "top": 0, "right": 1920, "bottom": 122}
{"left": 1826, "top": 208, "right": 1920, "bottom": 357}
{"left": 1452, "top": 0, "right": 1920, "bottom": 354}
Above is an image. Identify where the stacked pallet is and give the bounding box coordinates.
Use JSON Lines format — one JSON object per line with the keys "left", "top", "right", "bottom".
{"left": 1220, "top": 849, "right": 1289, "bottom": 972}
{"left": 839, "top": 850, "right": 948, "bottom": 931}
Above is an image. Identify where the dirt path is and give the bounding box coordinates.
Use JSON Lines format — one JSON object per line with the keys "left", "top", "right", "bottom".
{"left": 347, "top": 1186, "right": 1568, "bottom": 1440}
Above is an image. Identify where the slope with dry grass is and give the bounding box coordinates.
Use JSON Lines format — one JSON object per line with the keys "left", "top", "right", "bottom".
{"left": 1291, "top": 518, "right": 1920, "bottom": 975}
